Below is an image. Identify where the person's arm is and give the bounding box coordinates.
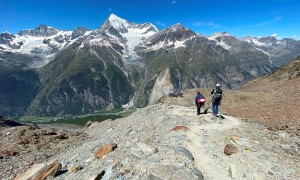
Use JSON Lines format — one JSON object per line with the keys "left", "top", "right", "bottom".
{"left": 218, "top": 89, "right": 223, "bottom": 94}
{"left": 211, "top": 89, "right": 214, "bottom": 94}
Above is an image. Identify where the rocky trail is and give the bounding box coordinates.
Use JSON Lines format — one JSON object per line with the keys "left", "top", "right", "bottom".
{"left": 1, "top": 102, "right": 300, "bottom": 180}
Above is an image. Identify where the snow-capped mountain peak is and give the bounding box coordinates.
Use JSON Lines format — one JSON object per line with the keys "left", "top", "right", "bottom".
{"left": 208, "top": 32, "right": 231, "bottom": 40}
{"left": 137, "top": 23, "right": 196, "bottom": 51}
{"left": 206, "top": 32, "right": 233, "bottom": 50}
{"left": 0, "top": 24, "right": 91, "bottom": 68}
{"left": 108, "top": 13, "right": 127, "bottom": 23}
{"left": 95, "top": 14, "right": 159, "bottom": 64}
{"left": 18, "top": 24, "right": 60, "bottom": 37}
{"left": 106, "top": 13, "right": 135, "bottom": 33}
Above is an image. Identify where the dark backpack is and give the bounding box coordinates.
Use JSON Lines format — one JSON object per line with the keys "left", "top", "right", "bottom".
{"left": 214, "top": 89, "right": 222, "bottom": 101}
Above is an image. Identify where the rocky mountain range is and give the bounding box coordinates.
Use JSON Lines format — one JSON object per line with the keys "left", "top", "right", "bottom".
{"left": 1, "top": 14, "right": 300, "bottom": 117}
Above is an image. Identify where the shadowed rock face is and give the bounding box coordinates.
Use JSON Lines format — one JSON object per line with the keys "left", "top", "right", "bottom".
{"left": 0, "top": 119, "right": 27, "bottom": 127}
{"left": 71, "top": 27, "right": 89, "bottom": 39}
{"left": 0, "top": 32, "right": 15, "bottom": 44}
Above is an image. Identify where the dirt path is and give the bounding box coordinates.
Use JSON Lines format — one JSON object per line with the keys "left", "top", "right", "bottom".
{"left": 186, "top": 115, "right": 241, "bottom": 179}
{"left": 168, "top": 105, "right": 300, "bottom": 179}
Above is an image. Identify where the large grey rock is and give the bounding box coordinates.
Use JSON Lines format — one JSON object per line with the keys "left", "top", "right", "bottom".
{"left": 148, "top": 165, "right": 198, "bottom": 180}
{"left": 174, "top": 146, "right": 194, "bottom": 161}
{"left": 130, "top": 143, "right": 154, "bottom": 159}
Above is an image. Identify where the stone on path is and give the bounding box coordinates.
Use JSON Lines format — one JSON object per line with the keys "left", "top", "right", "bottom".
{"left": 174, "top": 146, "right": 194, "bottom": 161}
{"left": 68, "top": 165, "right": 81, "bottom": 173}
{"left": 148, "top": 165, "right": 198, "bottom": 180}
{"left": 192, "top": 167, "right": 204, "bottom": 180}
{"left": 95, "top": 144, "right": 117, "bottom": 159}
{"left": 170, "top": 125, "right": 189, "bottom": 132}
{"left": 229, "top": 164, "right": 237, "bottom": 179}
{"left": 33, "top": 161, "right": 62, "bottom": 180}
{"left": 131, "top": 143, "right": 154, "bottom": 159}
{"left": 14, "top": 163, "right": 47, "bottom": 180}
{"left": 224, "top": 144, "right": 238, "bottom": 155}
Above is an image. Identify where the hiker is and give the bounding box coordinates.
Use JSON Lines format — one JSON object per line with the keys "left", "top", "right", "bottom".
{"left": 211, "top": 84, "right": 222, "bottom": 117}
{"left": 195, "top": 91, "right": 206, "bottom": 115}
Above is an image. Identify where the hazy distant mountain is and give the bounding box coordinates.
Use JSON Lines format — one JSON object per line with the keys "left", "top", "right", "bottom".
{"left": 1, "top": 14, "right": 300, "bottom": 117}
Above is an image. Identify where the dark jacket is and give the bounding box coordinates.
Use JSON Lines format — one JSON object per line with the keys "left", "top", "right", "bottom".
{"left": 211, "top": 88, "right": 222, "bottom": 103}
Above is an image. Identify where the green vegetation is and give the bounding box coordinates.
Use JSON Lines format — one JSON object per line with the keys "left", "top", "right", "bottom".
{"left": 19, "top": 109, "right": 135, "bottom": 125}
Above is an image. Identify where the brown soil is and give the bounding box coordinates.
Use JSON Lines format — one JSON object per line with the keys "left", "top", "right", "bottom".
{"left": 159, "top": 78, "right": 300, "bottom": 136}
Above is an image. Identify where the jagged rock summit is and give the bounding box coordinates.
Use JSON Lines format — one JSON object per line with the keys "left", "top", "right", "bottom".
{"left": 18, "top": 24, "right": 59, "bottom": 37}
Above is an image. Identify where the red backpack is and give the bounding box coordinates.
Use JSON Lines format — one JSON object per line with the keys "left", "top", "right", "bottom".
{"left": 197, "top": 95, "right": 206, "bottom": 104}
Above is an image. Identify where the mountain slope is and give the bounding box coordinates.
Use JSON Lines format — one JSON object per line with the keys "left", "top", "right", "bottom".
{"left": 0, "top": 66, "right": 39, "bottom": 116}
{"left": 26, "top": 39, "right": 134, "bottom": 116}
{"left": 221, "top": 56, "right": 300, "bottom": 135}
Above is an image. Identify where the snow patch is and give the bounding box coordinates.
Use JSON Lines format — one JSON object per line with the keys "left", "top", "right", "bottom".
{"left": 207, "top": 33, "right": 232, "bottom": 50}
{"left": 251, "top": 39, "right": 268, "bottom": 47}
{"left": 217, "top": 41, "right": 231, "bottom": 50}
{"left": 254, "top": 47, "right": 274, "bottom": 64}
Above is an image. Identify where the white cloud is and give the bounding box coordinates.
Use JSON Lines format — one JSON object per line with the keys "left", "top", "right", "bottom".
{"left": 292, "top": 35, "right": 300, "bottom": 40}
{"left": 274, "top": 16, "right": 282, "bottom": 21}
{"left": 191, "top": 21, "right": 220, "bottom": 28}
{"left": 271, "top": 33, "right": 278, "bottom": 37}
{"left": 249, "top": 16, "right": 282, "bottom": 28}
{"left": 172, "top": 1, "right": 177, "bottom": 5}
{"left": 155, "top": 21, "right": 166, "bottom": 27}
{"left": 271, "top": 33, "right": 281, "bottom": 39}
{"left": 109, "top": 8, "right": 112, "bottom": 11}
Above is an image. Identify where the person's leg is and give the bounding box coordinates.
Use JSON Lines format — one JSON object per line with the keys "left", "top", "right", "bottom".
{"left": 215, "top": 103, "right": 219, "bottom": 116}
{"left": 197, "top": 106, "right": 200, "bottom": 115}
{"left": 212, "top": 102, "right": 216, "bottom": 116}
{"left": 199, "top": 103, "right": 204, "bottom": 114}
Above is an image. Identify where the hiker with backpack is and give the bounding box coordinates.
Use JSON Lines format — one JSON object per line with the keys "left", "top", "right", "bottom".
{"left": 211, "top": 84, "right": 222, "bottom": 117}
{"left": 195, "top": 91, "right": 206, "bottom": 115}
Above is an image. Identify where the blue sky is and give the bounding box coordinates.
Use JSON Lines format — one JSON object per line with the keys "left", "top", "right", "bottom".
{"left": 1, "top": 0, "right": 299, "bottom": 39}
